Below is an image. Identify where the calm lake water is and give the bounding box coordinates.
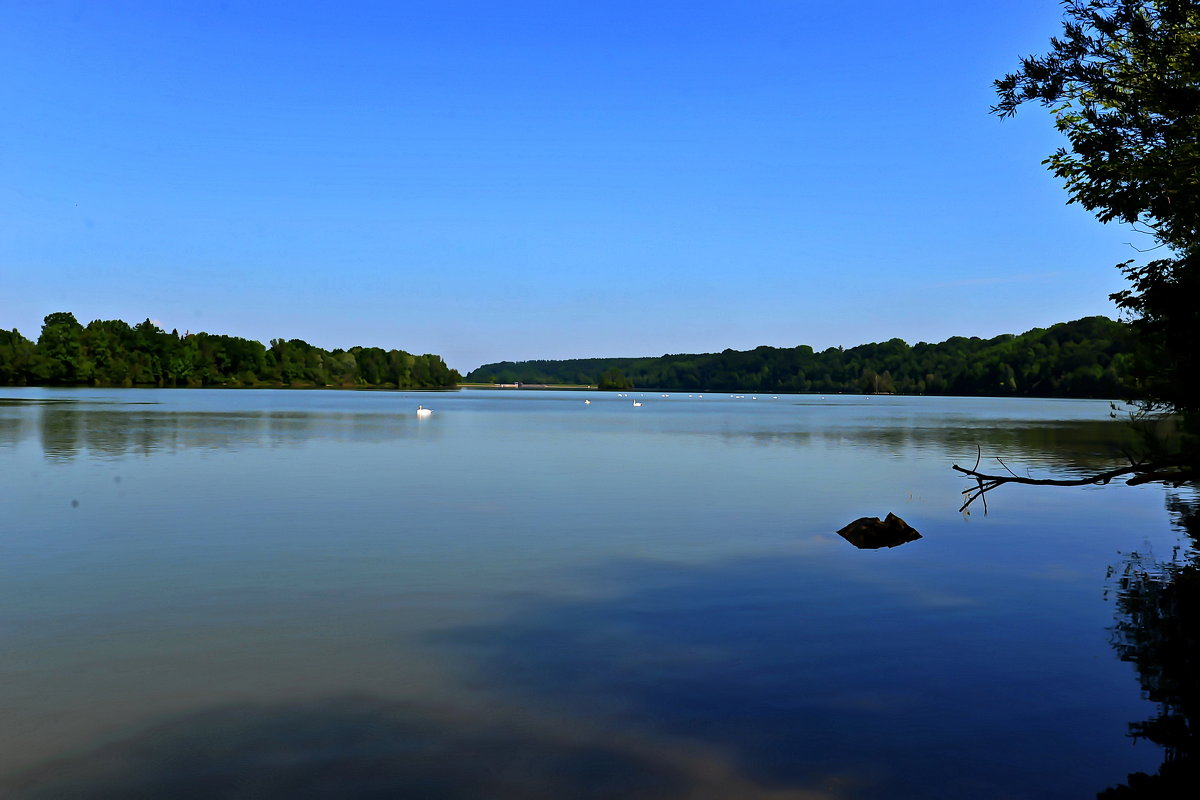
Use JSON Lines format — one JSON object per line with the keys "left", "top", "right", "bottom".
{"left": 1, "top": 388, "right": 1194, "bottom": 798}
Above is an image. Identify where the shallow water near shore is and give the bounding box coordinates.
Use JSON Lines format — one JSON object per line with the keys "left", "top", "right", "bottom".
{"left": 0, "top": 387, "right": 1191, "bottom": 798}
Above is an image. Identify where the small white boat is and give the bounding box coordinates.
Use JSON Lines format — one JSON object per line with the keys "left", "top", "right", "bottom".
{"left": 416, "top": 405, "right": 433, "bottom": 417}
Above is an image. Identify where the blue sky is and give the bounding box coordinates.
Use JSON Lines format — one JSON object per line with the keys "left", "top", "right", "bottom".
{"left": 1, "top": 1, "right": 1140, "bottom": 371}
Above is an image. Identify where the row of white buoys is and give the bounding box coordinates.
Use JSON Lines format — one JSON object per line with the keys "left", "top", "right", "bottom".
{"left": 578, "top": 392, "right": 790, "bottom": 408}
{"left": 721, "top": 394, "right": 779, "bottom": 400}
{"left": 583, "top": 392, "right": 784, "bottom": 407}
{"left": 428, "top": 392, "right": 787, "bottom": 418}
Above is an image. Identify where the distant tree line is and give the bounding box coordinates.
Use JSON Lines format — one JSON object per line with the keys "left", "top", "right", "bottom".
{"left": 0, "top": 312, "right": 460, "bottom": 389}
{"left": 468, "top": 316, "right": 1134, "bottom": 398}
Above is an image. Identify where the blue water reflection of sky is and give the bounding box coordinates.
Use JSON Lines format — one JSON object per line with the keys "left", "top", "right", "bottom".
{"left": 436, "top": 551, "right": 1153, "bottom": 797}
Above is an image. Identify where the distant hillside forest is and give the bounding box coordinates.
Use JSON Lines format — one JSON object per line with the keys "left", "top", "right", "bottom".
{"left": 0, "top": 313, "right": 460, "bottom": 389}
{"left": 468, "top": 316, "right": 1134, "bottom": 398}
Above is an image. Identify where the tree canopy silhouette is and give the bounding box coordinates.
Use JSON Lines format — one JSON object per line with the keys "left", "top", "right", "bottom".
{"left": 959, "top": 0, "right": 1200, "bottom": 503}
{"left": 0, "top": 313, "right": 459, "bottom": 390}
{"left": 995, "top": 0, "right": 1199, "bottom": 426}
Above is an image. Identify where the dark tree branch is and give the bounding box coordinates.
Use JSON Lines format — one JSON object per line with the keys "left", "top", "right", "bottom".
{"left": 953, "top": 457, "right": 1198, "bottom": 513}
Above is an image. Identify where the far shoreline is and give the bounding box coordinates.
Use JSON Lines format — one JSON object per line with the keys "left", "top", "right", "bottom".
{"left": 0, "top": 383, "right": 1134, "bottom": 406}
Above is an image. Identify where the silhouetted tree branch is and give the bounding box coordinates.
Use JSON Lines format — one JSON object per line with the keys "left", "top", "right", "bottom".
{"left": 953, "top": 448, "right": 1197, "bottom": 513}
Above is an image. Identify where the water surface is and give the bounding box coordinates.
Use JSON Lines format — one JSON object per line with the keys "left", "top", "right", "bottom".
{"left": 0, "top": 388, "right": 1190, "bottom": 798}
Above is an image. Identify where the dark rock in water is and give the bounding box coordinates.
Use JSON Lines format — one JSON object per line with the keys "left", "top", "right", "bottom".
{"left": 837, "top": 513, "right": 922, "bottom": 549}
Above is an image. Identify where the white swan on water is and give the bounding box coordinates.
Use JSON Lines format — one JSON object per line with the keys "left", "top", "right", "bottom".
{"left": 632, "top": 400, "right": 642, "bottom": 407}
{"left": 416, "top": 405, "right": 433, "bottom": 417}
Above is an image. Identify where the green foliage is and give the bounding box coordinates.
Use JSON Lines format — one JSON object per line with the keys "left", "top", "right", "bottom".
{"left": 0, "top": 329, "right": 36, "bottom": 385}
{"left": 0, "top": 313, "right": 460, "bottom": 390}
{"left": 466, "top": 316, "right": 1134, "bottom": 398}
{"left": 993, "top": 0, "right": 1200, "bottom": 430}
{"left": 994, "top": 0, "right": 1199, "bottom": 246}
{"left": 35, "top": 311, "right": 90, "bottom": 384}
{"left": 597, "top": 368, "right": 632, "bottom": 391}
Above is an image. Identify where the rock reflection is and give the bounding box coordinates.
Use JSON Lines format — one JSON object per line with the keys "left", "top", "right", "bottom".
{"left": 1102, "top": 492, "right": 1200, "bottom": 798}
{"left": 0, "top": 696, "right": 836, "bottom": 800}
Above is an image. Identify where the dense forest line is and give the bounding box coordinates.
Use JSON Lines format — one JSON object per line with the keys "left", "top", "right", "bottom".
{"left": 0, "top": 313, "right": 460, "bottom": 389}
{"left": 467, "top": 316, "right": 1134, "bottom": 398}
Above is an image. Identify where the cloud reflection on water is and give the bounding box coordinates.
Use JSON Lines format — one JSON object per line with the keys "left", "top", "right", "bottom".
{"left": 2, "top": 696, "right": 844, "bottom": 800}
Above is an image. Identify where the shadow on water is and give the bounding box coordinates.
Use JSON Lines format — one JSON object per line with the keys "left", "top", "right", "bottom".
{"left": 0, "top": 696, "right": 839, "bottom": 800}
{"left": 1101, "top": 491, "right": 1200, "bottom": 798}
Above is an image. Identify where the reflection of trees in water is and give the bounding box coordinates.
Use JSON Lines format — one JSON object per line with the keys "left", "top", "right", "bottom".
{"left": 35, "top": 408, "right": 318, "bottom": 460}
{"left": 0, "top": 414, "right": 32, "bottom": 451}
{"left": 729, "top": 418, "right": 1137, "bottom": 474}
{"left": 1102, "top": 492, "right": 1200, "bottom": 798}
{"left": 848, "top": 420, "right": 1144, "bottom": 474}
{"left": 7, "top": 398, "right": 1134, "bottom": 473}
{"left": 13, "top": 407, "right": 417, "bottom": 461}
